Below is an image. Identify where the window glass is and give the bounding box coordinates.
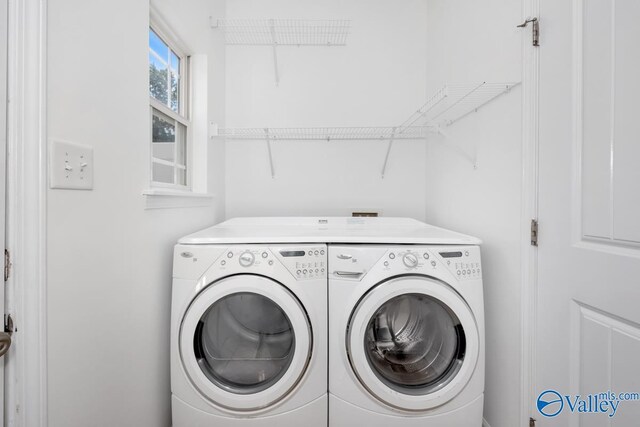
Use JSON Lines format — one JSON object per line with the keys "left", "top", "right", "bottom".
{"left": 149, "top": 29, "right": 168, "bottom": 59}
{"left": 149, "top": 28, "right": 181, "bottom": 113}
{"left": 152, "top": 162, "right": 174, "bottom": 184}
{"left": 149, "top": 25, "right": 189, "bottom": 188}
{"left": 170, "top": 70, "right": 180, "bottom": 112}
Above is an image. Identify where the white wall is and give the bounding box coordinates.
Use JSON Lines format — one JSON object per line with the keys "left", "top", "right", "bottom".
{"left": 224, "top": 0, "right": 428, "bottom": 219}
{"left": 46, "top": 0, "right": 225, "bottom": 425}
{"left": 424, "top": 1, "right": 523, "bottom": 426}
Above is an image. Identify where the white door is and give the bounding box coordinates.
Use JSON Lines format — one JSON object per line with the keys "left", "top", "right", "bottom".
{"left": 0, "top": 0, "right": 8, "bottom": 424}
{"left": 536, "top": 0, "right": 640, "bottom": 425}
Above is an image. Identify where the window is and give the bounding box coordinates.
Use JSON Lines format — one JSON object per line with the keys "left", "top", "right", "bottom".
{"left": 149, "top": 26, "right": 189, "bottom": 188}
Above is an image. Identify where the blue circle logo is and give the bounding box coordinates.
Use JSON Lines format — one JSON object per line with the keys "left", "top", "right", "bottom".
{"left": 537, "top": 390, "right": 564, "bottom": 417}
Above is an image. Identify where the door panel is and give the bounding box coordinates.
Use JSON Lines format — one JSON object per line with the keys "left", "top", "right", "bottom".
{"left": 0, "top": 0, "right": 8, "bottom": 423}
{"left": 577, "top": 0, "right": 640, "bottom": 246}
{"left": 537, "top": 0, "right": 640, "bottom": 424}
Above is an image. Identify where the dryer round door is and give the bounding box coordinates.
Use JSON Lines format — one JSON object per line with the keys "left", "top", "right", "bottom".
{"left": 347, "top": 276, "right": 479, "bottom": 411}
{"left": 180, "top": 274, "right": 312, "bottom": 411}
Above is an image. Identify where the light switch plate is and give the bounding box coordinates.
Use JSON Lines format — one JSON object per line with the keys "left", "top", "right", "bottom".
{"left": 50, "top": 140, "right": 94, "bottom": 190}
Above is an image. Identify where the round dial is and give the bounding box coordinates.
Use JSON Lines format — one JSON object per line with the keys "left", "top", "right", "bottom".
{"left": 239, "top": 251, "right": 255, "bottom": 267}
{"left": 403, "top": 253, "right": 419, "bottom": 268}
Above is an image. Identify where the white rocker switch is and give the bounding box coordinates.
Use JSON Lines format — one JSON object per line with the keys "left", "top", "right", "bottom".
{"left": 50, "top": 140, "right": 94, "bottom": 190}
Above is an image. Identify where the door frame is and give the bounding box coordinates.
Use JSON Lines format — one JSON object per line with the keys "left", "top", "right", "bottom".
{"left": 520, "top": 0, "right": 540, "bottom": 425}
{"left": 5, "top": 0, "right": 48, "bottom": 425}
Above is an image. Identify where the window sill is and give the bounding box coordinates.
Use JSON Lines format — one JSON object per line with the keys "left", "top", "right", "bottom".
{"left": 142, "top": 188, "right": 215, "bottom": 209}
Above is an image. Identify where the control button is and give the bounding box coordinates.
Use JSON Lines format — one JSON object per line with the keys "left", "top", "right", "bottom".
{"left": 262, "top": 252, "right": 268, "bottom": 258}
{"left": 239, "top": 251, "right": 255, "bottom": 267}
{"left": 447, "top": 260, "right": 451, "bottom": 265}
{"left": 462, "top": 270, "right": 466, "bottom": 275}
{"left": 308, "top": 251, "right": 313, "bottom": 256}
{"left": 465, "top": 251, "right": 469, "bottom": 256}
{"left": 315, "top": 269, "right": 319, "bottom": 273}
{"left": 227, "top": 252, "right": 233, "bottom": 258}
{"left": 303, "top": 269, "right": 307, "bottom": 274}
{"left": 320, "top": 250, "right": 325, "bottom": 255}
{"left": 314, "top": 250, "right": 319, "bottom": 255}
{"left": 384, "top": 261, "right": 389, "bottom": 267}
{"left": 297, "top": 269, "right": 301, "bottom": 275}
{"left": 431, "top": 261, "right": 436, "bottom": 267}
{"left": 321, "top": 268, "right": 325, "bottom": 272}
{"left": 268, "top": 260, "right": 274, "bottom": 266}
{"left": 472, "top": 269, "right": 476, "bottom": 273}
{"left": 457, "top": 270, "right": 461, "bottom": 275}
{"left": 403, "top": 253, "right": 419, "bottom": 268}
{"left": 423, "top": 253, "right": 429, "bottom": 259}
{"left": 221, "top": 260, "right": 226, "bottom": 266}
{"left": 389, "top": 253, "right": 395, "bottom": 259}
{"left": 467, "top": 270, "right": 471, "bottom": 274}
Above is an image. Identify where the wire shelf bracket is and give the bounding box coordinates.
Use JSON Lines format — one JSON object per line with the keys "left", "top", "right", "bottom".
{"left": 212, "top": 18, "right": 351, "bottom": 86}
{"left": 398, "top": 81, "right": 520, "bottom": 167}
{"left": 263, "top": 128, "right": 276, "bottom": 178}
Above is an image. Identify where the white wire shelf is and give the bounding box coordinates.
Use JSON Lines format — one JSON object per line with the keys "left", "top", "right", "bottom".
{"left": 220, "top": 126, "right": 434, "bottom": 141}
{"left": 219, "top": 82, "right": 520, "bottom": 177}
{"left": 399, "top": 82, "right": 521, "bottom": 131}
{"left": 216, "top": 19, "right": 351, "bottom": 46}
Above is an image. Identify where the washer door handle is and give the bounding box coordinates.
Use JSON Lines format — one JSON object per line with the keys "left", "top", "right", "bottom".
{"left": 333, "top": 271, "right": 363, "bottom": 278}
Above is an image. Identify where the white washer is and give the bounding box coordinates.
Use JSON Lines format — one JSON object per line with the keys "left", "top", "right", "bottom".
{"left": 328, "top": 244, "right": 484, "bottom": 426}
{"left": 171, "top": 243, "right": 327, "bottom": 426}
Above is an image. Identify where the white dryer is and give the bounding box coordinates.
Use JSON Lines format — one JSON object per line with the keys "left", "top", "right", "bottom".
{"left": 171, "top": 243, "right": 327, "bottom": 426}
{"left": 328, "top": 244, "right": 484, "bottom": 426}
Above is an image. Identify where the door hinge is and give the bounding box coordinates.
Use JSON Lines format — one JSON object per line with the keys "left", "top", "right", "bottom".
{"left": 4, "top": 249, "right": 11, "bottom": 281}
{"left": 518, "top": 17, "right": 539, "bottom": 47}
{"left": 531, "top": 219, "right": 539, "bottom": 246}
{"left": 529, "top": 417, "right": 537, "bottom": 427}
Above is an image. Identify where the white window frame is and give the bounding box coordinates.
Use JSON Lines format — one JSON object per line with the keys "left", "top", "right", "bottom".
{"left": 149, "top": 22, "right": 191, "bottom": 190}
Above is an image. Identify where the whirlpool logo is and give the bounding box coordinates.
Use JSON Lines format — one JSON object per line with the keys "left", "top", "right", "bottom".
{"left": 537, "top": 390, "right": 564, "bottom": 417}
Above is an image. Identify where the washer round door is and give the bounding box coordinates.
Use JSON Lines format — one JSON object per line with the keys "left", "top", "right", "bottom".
{"left": 347, "top": 276, "right": 479, "bottom": 411}
{"left": 180, "top": 275, "right": 312, "bottom": 411}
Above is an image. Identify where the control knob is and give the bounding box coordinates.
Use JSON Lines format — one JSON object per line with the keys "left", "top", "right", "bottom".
{"left": 403, "top": 253, "right": 419, "bottom": 268}
{"left": 239, "top": 251, "right": 255, "bottom": 267}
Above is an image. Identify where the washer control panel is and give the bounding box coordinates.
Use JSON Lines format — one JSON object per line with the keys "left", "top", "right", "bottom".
{"left": 220, "top": 248, "right": 275, "bottom": 269}
{"left": 274, "top": 245, "right": 327, "bottom": 280}
{"left": 215, "top": 245, "right": 328, "bottom": 280}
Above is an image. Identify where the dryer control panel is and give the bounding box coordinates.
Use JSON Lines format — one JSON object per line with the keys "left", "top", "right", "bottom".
{"left": 328, "top": 245, "right": 482, "bottom": 282}
{"left": 435, "top": 246, "right": 482, "bottom": 281}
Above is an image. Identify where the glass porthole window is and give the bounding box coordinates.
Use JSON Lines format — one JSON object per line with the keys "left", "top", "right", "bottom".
{"left": 193, "top": 292, "right": 296, "bottom": 394}
{"left": 364, "top": 293, "right": 466, "bottom": 395}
